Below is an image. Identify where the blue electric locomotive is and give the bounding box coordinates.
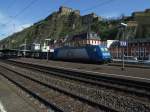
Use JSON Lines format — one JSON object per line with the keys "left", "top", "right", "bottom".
{"left": 53, "top": 32, "right": 112, "bottom": 62}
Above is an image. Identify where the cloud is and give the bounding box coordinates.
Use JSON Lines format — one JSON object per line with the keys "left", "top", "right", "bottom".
{"left": 0, "top": 11, "right": 32, "bottom": 40}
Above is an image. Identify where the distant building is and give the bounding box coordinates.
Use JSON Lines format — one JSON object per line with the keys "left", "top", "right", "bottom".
{"left": 64, "top": 32, "right": 101, "bottom": 47}
{"left": 109, "top": 39, "right": 150, "bottom": 60}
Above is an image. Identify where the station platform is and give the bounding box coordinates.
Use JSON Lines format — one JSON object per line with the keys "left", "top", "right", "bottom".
{"left": 0, "top": 75, "right": 37, "bottom": 112}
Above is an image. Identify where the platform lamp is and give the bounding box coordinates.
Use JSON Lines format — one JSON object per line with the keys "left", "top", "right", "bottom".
{"left": 120, "top": 23, "right": 128, "bottom": 71}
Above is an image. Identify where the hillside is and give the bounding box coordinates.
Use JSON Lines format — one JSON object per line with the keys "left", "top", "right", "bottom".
{"left": 0, "top": 7, "right": 121, "bottom": 49}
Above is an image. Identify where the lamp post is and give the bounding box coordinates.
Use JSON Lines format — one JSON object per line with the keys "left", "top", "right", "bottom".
{"left": 120, "top": 23, "right": 128, "bottom": 71}
{"left": 122, "top": 29, "right": 125, "bottom": 70}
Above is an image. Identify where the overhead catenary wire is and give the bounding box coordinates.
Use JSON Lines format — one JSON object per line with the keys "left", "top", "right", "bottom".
{"left": 6, "top": 0, "right": 17, "bottom": 11}
{"left": 13, "top": 0, "right": 39, "bottom": 18}
{"left": 1, "top": 0, "right": 67, "bottom": 28}
{"left": 0, "top": 0, "right": 117, "bottom": 38}
{"left": 0, "top": 0, "right": 68, "bottom": 38}
{"left": 61, "top": 0, "right": 71, "bottom": 6}
{"left": 33, "top": 0, "right": 70, "bottom": 21}
{"left": 2, "top": 0, "right": 39, "bottom": 26}
{"left": 0, "top": 0, "right": 39, "bottom": 38}
{"left": 81, "top": 0, "right": 116, "bottom": 13}
{"left": 0, "top": 0, "right": 17, "bottom": 26}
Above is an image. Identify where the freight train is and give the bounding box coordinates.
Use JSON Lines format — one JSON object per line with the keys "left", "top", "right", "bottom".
{"left": 53, "top": 32, "right": 112, "bottom": 62}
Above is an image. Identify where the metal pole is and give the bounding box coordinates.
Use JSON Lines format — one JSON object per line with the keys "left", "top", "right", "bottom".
{"left": 122, "top": 28, "right": 125, "bottom": 71}
{"left": 127, "top": 39, "right": 128, "bottom": 60}
{"left": 138, "top": 41, "right": 140, "bottom": 60}
{"left": 45, "top": 39, "right": 51, "bottom": 61}
{"left": 122, "top": 46, "right": 125, "bottom": 70}
{"left": 117, "top": 44, "right": 119, "bottom": 59}
{"left": 24, "top": 39, "right": 27, "bottom": 58}
{"left": 47, "top": 49, "right": 49, "bottom": 61}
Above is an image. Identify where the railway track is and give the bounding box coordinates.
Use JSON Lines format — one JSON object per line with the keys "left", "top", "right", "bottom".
{"left": 0, "top": 61, "right": 118, "bottom": 112}
{"left": 5, "top": 60, "right": 150, "bottom": 97}
{"left": 0, "top": 60, "right": 150, "bottom": 111}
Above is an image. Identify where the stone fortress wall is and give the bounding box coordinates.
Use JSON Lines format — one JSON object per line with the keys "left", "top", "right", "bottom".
{"left": 59, "top": 6, "right": 80, "bottom": 15}
{"left": 131, "top": 9, "right": 150, "bottom": 38}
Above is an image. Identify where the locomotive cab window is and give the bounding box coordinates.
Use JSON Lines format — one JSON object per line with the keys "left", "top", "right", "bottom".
{"left": 100, "top": 48, "right": 105, "bottom": 52}
{"left": 104, "top": 48, "right": 108, "bottom": 52}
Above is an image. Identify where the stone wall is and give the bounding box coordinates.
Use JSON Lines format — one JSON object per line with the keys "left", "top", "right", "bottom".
{"left": 132, "top": 9, "right": 150, "bottom": 38}
{"left": 82, "top": 13, "right": 102, "bottom": 24}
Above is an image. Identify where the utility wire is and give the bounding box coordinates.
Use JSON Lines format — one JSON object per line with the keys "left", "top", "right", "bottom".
{"left": 46, "top": 0, "right": 70, "bottom": 14}
{"left": 81, "top": 0, "right": 116, "bottom": 13}
{"left": 6, "top": 0, "right": 17, "bottom": 11}
{"left": 29, "top": 0, "right": 70, "bottom": 23}
{"left": 0, "top": 0, "right": 17, "bottom": 26}
{"left": 3, "top": 0, "right": 39, "bottom": 26}
{"left": 0, "top": 0, "right": 68, "bottom": 38}
{"left": 13, "top": 0, "right": 38, "bottom": 18}
{"left": 61, "top": 0, "right": 70, "bottom": 6}
{"left": 1, "top": 0, "right": 114, "bottom": 38}
{"left": 0, "top": 0, "right": 38, "bottom": 37}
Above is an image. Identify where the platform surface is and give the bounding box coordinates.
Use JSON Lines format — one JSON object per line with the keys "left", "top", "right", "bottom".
{"left": 0, "top": 75, "right": 37, "bottom": 112}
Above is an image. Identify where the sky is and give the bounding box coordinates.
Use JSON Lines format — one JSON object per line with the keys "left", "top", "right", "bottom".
{"left": 0, "top": 0, "right": 150, "bottom": 40}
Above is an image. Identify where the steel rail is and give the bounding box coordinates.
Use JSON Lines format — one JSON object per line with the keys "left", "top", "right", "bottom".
{"left": 0, "top": 72, "right": 63, "bottom": 112}
{"left": 0, "top": 64, "right": 118, "bottom": 112}
{"left": 4, "top": 60, "right": 150, "bottom": 98}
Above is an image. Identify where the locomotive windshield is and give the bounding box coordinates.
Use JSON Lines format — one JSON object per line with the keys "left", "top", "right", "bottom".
{"left": 100, "top": 47, "right": 109, "bottom": 52}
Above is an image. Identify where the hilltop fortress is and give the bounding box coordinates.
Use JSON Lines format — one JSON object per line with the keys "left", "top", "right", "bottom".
{"left": 132, "top": 9, "right": 150, "bottom": 38}
{"left": 126, "top": 8, "right": 150, "bottom": 38}
{"left": 58, "top": 6, "right": 102, "bottom": 23}
{"left": 59, "top": 6, "right": 80, "bottom": 15}
{"left": 1, "top": 6, "right": 150, "bottom": 49}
